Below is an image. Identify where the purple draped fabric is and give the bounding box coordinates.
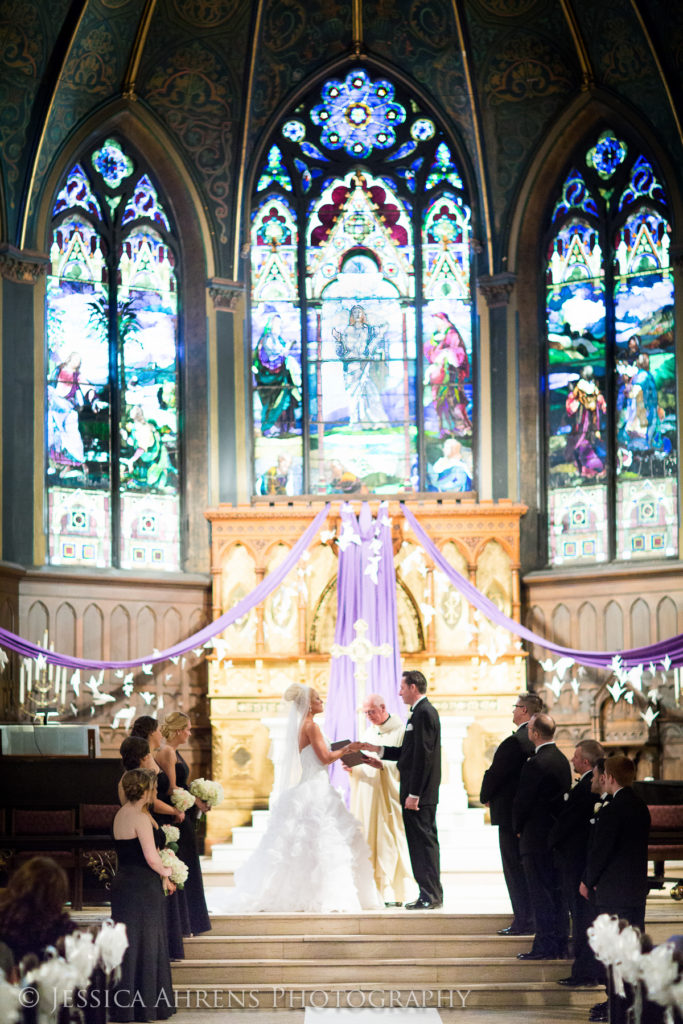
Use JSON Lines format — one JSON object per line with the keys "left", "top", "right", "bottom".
{"left": 401, "top": 503, "right": 683, "bottom": 670}
{"left": 0, "top": 504, "right": 330, "bottom": 670}
{"left": 325, "top": 502, "right": 404, "bottom": 794}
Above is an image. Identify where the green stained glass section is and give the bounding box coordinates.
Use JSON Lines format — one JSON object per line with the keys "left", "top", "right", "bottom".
{"left": 426, "top": 143, "right": 463, "bottom": 191}
{"left": 257, "top": 146, "right": 292, "bottom": 192}
{"left": 46, "top": 215, "right": 111, "bottom": 567}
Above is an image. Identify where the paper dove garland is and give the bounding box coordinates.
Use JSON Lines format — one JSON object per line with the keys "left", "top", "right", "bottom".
{"left": 547, "top": 676, "right": 564, "bottom": 699}
{"left": 70, "top": 670, "right": 81, "bottom": 696}
{"left": 111, "top": 706, "right": 136, "bottom": 729}
{"left": 607, "top": 680, "right": 626, "bottom": 703}
{"left": 139, "top": 691, "right": 155, "bottom": 705}
{"left": 641, "top": 706, "right": 659, "bottom": 728}
{"left": 141, "top": 663, "right": 153, "bottom": 675}
{"left": 662, "top": 655, "right": 672, "bottom": 672}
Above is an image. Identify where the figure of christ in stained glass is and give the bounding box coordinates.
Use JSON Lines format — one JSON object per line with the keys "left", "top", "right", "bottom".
{"left": 545, "top": 217, "right": 608, "bottom": 564}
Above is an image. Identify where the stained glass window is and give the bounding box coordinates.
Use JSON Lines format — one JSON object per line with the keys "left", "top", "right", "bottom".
{"left": 545, "top": 129, "right": 676, "bottom": 566}
{"left": 46, "top": 139, "right": 180, "bottom": 569}
{"left": 250, "top": 67, "right": 474, "bottom": 496}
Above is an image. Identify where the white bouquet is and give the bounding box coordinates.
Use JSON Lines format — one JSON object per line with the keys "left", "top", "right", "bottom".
{"left": 159, "top": 846, "right": 189, "bottom": 888}
{"left": 94, "top": 919, "right": 129, "bottom": 976}
{"left": 189, "top": 778, "right": 224, "bottom": 808}
{"left": 161, "top": 824, "right": 180, "bottom": 846}
{"left": 0, "top": 971, "right": 20, "bottom": 1024}
{"left": 171, "top": 787, "right": 196, "bottom": 813}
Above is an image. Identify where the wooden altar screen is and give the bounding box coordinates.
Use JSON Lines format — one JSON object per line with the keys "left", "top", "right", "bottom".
{"left": 204, "top": 498, "right": 528, "bottom": 845}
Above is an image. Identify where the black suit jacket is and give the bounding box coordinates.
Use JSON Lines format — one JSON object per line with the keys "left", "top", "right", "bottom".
{"left": 549, "top": 771, "right": 595, "bottom": 869}
{"left": 480, "top": 723, "right": 534, "bottom": 829}
{"left": 382, "top": 697, "right": 441, "bottom": 805}
{"left": 512, "top": 743, "right": 572, "bottom": 855}
{"left": 584, "top": 786, "right": 651, "bottom": 906}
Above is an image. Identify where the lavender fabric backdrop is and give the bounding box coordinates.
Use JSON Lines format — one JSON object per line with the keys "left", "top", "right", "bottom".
{"left": 0, "top": 504, "right": 330, "bottom": 670}
{"left": 401, "top": 504, "right": 683, "bottom": 670}
{"left": 325, "top": 502, "right": 404, "bottom": 794}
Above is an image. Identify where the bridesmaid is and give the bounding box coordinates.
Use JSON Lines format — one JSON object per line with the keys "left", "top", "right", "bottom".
{"left": 110, "top": 770, "right": 175, "bottom": 1022}
{"left": 157, "top": 712, "right": 211, "bottom": 935}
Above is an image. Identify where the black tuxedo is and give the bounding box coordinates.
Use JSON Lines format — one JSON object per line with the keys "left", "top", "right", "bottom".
{"left": 480, "top": 722, "right": 534, "bottom": 931}
{"left": 550, "top": 772, "right": 598, "bottom": 979}
{"left": 513, "top": 743, "right": 572, "bottom": 956}
{"left": 584, "top": 786, "right": 650, "bottom": 930}
{"left": 382, "top": 696, "right": 442, "bottom": 903}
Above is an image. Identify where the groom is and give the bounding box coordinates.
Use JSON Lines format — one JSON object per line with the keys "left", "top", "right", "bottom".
{"left": 362, "top": 669, "right": 442, "bottom": 909}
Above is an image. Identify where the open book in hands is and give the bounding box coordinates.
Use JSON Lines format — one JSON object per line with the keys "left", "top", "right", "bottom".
{"left": 331, "top": 740, "right": 365, "bottom": 767}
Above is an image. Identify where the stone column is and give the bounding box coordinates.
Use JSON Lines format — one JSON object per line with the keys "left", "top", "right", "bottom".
{"left": 477, "top": 272, "right": 516, "bottom": 502}
{"left": 207, "top": 277, "right": 245, "bottom": 506}
{"left": 439, "top": 715, "right": 474, "bottom": 813}
{"left": 0, "top": 245, "right": 50, "bottom": 565}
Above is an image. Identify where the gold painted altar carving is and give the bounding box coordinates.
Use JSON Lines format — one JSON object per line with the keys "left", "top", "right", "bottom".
{"left": 205, "top": 499, "right": 528, "bottom": 845}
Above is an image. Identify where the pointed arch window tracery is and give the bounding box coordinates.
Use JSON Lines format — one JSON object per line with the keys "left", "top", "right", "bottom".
{"left": 46, "top": 137, "right": 181, "bottom": 569}
{"left": 544, "top": 129, "right": 677, "bottom": 566}
{"left": 250, "top": 67, "right": 476, "bottom": 497}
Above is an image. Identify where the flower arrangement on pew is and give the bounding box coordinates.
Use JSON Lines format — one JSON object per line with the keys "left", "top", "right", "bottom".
{"left": 3, "top": 920, "right": 128, "bottom": 1022}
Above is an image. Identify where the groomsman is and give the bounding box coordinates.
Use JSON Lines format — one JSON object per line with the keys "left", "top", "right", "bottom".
{"left": 581, "top": 755, "right": 651, "bottom": 931}
{"left": 364, "top": 670, "right": 442, "bottom": 910}
{"left": 480, "top": 691, "right": 543, "bottom": 935}
{"left": 513, "top": 713, "right": 572, "bottom": 959}
{"left": 550, "top": 738, "right": 605, "bottom": 986}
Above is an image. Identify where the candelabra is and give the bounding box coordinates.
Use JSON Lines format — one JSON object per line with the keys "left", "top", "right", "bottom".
{"left": 18, "top": 633, "right": 69, "bottom": 722}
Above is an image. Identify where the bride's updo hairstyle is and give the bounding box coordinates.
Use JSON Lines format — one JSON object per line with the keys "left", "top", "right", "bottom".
{"left": 162, "top": 711, "right": 190, "bottom": 740}
{"left": 121, "top": 768, "right": 156, "bottom": 803}
{"left": 283, "top": 682, "right": 311, "bottom": 709}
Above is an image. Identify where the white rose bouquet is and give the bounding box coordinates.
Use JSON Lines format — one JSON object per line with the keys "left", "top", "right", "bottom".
{"left": 161, "top": 824, "right": 180, "bottom": 849}
{"left": 159, "top": 847, "right": 189, "bottom": 889}
{"left": 171, "top": 787, "right": 196, "bottom": 813}
{"left": 189, "top": 778, "right": 224, "bottom": 808}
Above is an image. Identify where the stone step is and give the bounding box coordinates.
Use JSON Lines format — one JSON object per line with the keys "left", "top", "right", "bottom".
{"left": 171, "top": 955, "right": 572, "bottom": 985}
{"left": 203, "top": 912, "right": 512, "bottom": 935}
{"left": 184, "top": 933, "right": 534, "bottom": 959}
{"left": 172, "top": 982, "right": 598, "bottom": 1011}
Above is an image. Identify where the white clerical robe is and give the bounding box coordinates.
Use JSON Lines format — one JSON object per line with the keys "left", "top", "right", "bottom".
{"left": 349, "top": 712, "right": 412, "bottom": 902}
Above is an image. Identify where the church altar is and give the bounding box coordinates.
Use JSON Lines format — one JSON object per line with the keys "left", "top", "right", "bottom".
{"left": 204, "top": 499, "right": 528, "bottom": 845}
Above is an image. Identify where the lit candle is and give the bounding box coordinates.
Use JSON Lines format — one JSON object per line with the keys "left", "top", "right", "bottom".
{"left": 26, "top": 659, "right": 33, "bottom": 692}
{"left": 60, "top": 667, "right": 67, "bottom": 707}
{"left": 20, "top": 662, "right": 25, "bottom": 705}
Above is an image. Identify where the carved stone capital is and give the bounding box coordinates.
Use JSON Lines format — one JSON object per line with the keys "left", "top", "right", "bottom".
{"left": 477, "top": 272, "right": 516, "bottom": 309}
{"left": 0, "top": 244, "right": 50, "bottom": 284}
{"left": 208, "top": 278, "right": 244, "bottom": 312}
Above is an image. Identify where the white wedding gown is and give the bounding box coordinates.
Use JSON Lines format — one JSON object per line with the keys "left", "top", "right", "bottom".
{"left": 215, "top": 744, "right": 382, "bottom": 913}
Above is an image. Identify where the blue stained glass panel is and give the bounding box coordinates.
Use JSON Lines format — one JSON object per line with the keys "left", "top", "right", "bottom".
{"left": 283, "top": 120, "right": 305, "bottom": 142}
{"left": 411, "top": 119, "right": 435, "bottom": 141}
{"left": 300, "top": 141, "right": 329, "bottom": 162}
{"left": 619, "top": 155, "right": 666, "bottom": 211}
{"left": 122, "top": 174, "right": 170, "bottom": 230}
{"left": 311, "top": 69, "right": 406, "bottom": 158}
{"left": 388, "top": 141, "right": 417, "bottom": 162}
{"left": 552, "top": 168, "right": 598, "bottom": 223}
{"left": 586, "top": 131, "right": 627, "bottom": 180}
{"left": 294, "top": 158, "right": 312, "bottom": 192}
{"left": 53, "top": 165, "right": 102, "bottom": 220}
{"left": 91, "top": 138, "right": 134, "bottom": 188}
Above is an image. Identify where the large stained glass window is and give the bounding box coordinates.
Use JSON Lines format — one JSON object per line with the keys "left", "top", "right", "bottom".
{"left": 250, "top": 68, "right": 474, "bottom": 496}
{"left": 545, "top": 130, "right": 676, "bottom": 566}
{"left": 46, "top": 139, "right": 180, "bottom": 569}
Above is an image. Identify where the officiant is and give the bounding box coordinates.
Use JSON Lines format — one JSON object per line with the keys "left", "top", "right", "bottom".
{"left": 347, "top": 693, "right": 413, "bottom": 907}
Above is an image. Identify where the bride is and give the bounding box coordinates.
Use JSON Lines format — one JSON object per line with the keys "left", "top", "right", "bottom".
{"left": 215, "top": 683, "right": 383, "bottom": 913}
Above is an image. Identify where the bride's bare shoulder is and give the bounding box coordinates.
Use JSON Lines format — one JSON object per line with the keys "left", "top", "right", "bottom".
{"left": 298, "top": 718, "right": 318, "bottom": 751}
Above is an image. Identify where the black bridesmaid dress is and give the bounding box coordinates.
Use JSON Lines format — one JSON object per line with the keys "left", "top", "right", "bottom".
{"left": 109, "top": 837, "right": 175, "bottom": 1022}
{"left": 175, "top": 751, "right": 211, "bottom": 935}
{"left": 154, "top": 767, "right": 190, "bottom": 956}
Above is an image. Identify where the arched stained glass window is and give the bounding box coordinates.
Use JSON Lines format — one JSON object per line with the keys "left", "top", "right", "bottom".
{"left": 46, "top": 138, "right": 180, "bottom": 570}
{"left": 250, "top": 67, "right": 474, "bottom": 496}
{"left": 545, "top": 129, "right": 676, "bottom": 566}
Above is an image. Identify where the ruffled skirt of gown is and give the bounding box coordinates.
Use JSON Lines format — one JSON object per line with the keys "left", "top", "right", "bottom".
{"left": 216, "top": 749, "right": 382, "bottom": 913}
